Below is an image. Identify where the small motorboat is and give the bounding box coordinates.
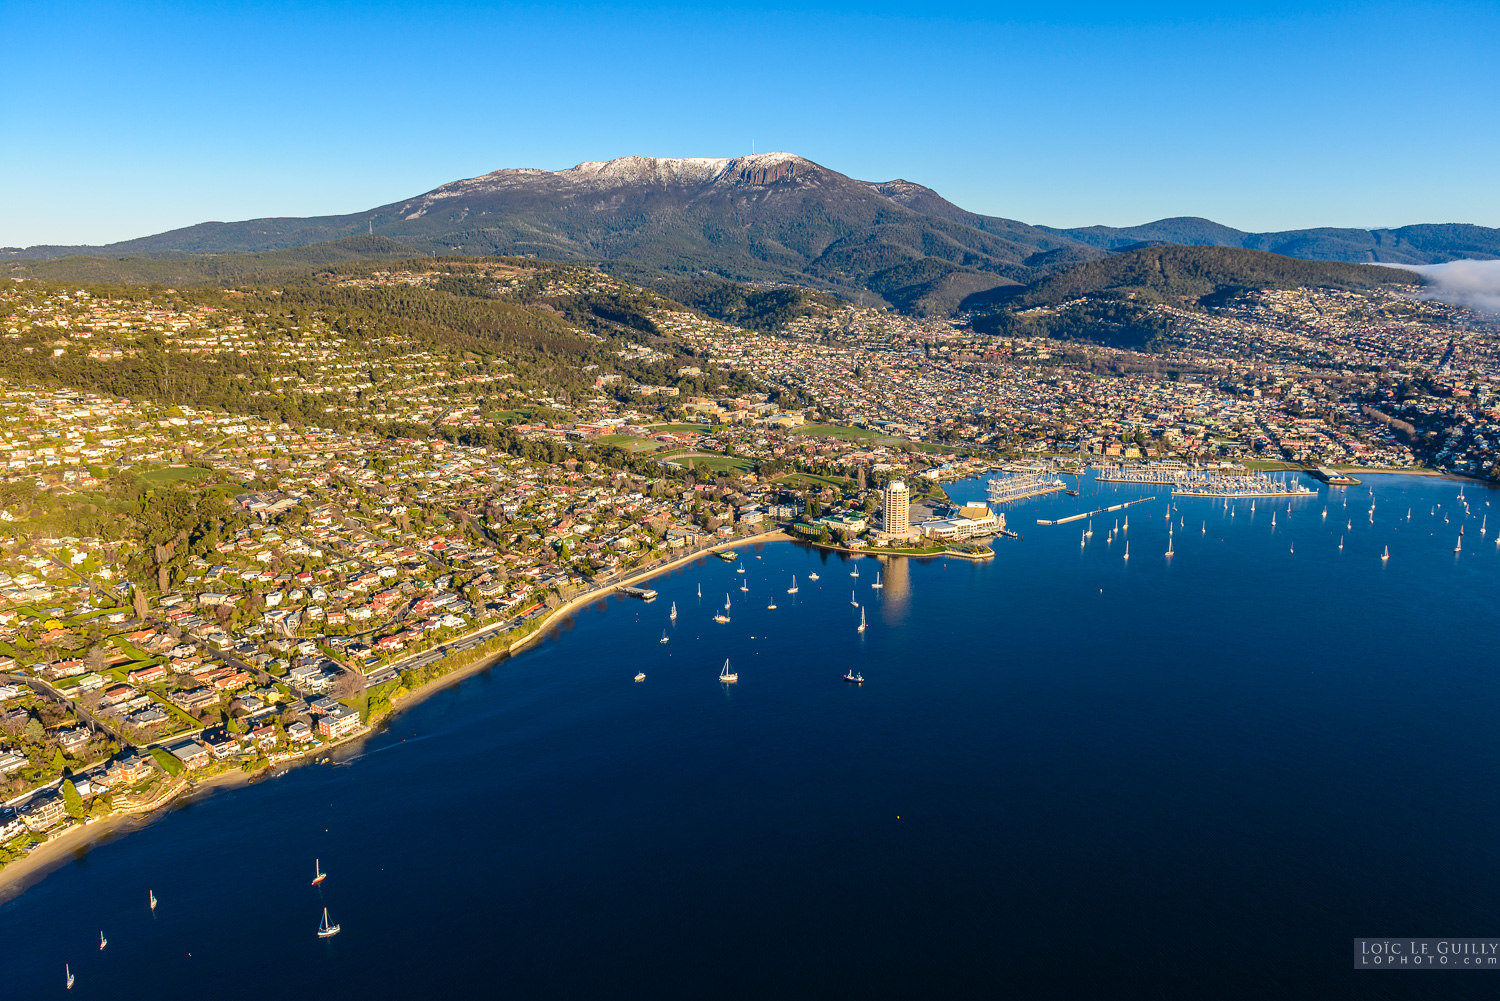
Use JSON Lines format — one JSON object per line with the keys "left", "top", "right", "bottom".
{"left": 634, "top": 672, "right": 646, "bottom": 683}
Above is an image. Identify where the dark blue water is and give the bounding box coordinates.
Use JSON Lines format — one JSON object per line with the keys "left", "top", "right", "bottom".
{"left": 4, "top": 472, "right": 1498, "bottom": 999}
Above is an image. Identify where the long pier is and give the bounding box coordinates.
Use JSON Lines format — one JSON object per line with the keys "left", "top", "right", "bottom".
{"left": 1036, "top": 496, "right": 1157, "bottom": 525}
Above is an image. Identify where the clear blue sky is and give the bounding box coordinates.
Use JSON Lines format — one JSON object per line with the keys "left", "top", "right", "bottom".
{"left": 4, "top": 0, "right": 1498, "bottom": 247}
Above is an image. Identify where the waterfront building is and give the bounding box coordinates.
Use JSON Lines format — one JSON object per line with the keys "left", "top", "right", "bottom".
{"left": 883, "top": 480, "right": 910, "bottom": 535}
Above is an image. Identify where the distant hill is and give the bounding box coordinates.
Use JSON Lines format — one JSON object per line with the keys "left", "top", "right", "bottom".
{"left": 1, "top": 234, "right": 414, "bottom": 285}
{"left": 1010, "top": 245, "right": 1420, "bottom": 309}
{"left": 1048, "top": 218, "right": 1500, "bottom": 265}
{"left": 969, "top": 245, "right": 1424, "bottom": 348}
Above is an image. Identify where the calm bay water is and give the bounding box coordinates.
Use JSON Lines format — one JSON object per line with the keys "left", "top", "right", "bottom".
{"left": 4, "top": 472, "right": 1499, "bottom": 999}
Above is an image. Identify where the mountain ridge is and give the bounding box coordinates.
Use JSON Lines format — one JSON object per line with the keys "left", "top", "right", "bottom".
{"left": 5, "top": 153, "right": 1495, "bottom": 314}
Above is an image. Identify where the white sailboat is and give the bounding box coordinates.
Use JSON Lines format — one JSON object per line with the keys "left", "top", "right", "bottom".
{"left": 1123, "top": 541, "right": 1129, "bottom": 561}
{"left": 724, "top": 593, "right": 731, "bottom": 610}
{"left": 1338, "top": 536, "right": 1344, "bottom": 550}
{"left": 317, "top": 907, "right": 341, "bottom": 938}
{"left": 857, "top": 606, "right": 866, "bottom": 633}
{"left": 767, "top": 599, "right": 777, "bottom": 609}
{"left": 635, "top": 671, "right": 646, "bottom": 682}
{"left": 149, "top": 890, "right": 157, "bottom": 912}
{"left": 1454, "top": 535, "right": 1462, "bottom": 553}
{"left": 670, "top": 601, "right": 677, "bottom": 620}
{"left": 99, "top": 931, "right": 107, "bottom": 951}
{"left": 1381, "top": 545, "right": 1389, "bottom": 561}
{"left": 697, "top": 583, "right": 701, "bottom": 599}
{"left": 1165, "top": 530, "right": 1173, "bottom": 558}
{"left": 808, "top": 572, "right": 820, "bottom": 580}
{"left": 66, "top": 965, "right": 74, "bottom": 990}
{"left": 787, "top": 575, "right": 798, "bottom": 594}
{"left": 850, "top": 590, "right": 859, "bottom": 607}
{"left": 871, "top": 572, "right": 882, "bottom": 589}
{"left": 719, "top": 659, "right": 738, "bottom": 684}
{"left": 739, "top": 581, "right": 748, "bottom": 592}
{"left": 850, "top": 565, "right": 859, "bottom": 577}
{"left": 1086, "top": 520, "right": 1093, "bottom": 537}
{"left": 660, "top": 631, "right": 669, "bottom": 644}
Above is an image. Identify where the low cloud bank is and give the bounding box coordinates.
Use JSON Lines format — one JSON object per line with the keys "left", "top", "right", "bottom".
{"left": 1380, "top": 259, "right": 1500, "bottom": 314}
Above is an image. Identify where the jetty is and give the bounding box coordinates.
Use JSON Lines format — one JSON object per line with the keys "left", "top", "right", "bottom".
{"left": 1036, "top": 496, "right": 1157, "bottom": 526}
{"left": 620, "top": 585, "right": 659, "bottom": 601}
{"left": 1310, "top": 465, "right": 1362, "bottom": 486}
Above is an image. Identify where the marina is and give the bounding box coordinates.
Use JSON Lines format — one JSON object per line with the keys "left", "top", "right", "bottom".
{"left": 986, "top": 472, "right": 1068, "bottom": 504}
{"left": 1171, "top": 474, "right": 1317, "bottom": 499}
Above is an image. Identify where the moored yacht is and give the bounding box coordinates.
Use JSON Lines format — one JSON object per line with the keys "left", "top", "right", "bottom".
{"left": 317, "top": 907, "right": 341, "bottom": 938}
{"left": 312, "top": 860, "right": 326, "bottom": 886}
{"left": 719, "top": 659, "right": 738, "bottom": 684}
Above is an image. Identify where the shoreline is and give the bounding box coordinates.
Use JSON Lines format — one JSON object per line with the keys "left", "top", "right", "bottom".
{"left": 0, "top": 531, "right": 794, "bottom": 897}
{"left": 0, "top": 765, "right": 259, "bottom": 901}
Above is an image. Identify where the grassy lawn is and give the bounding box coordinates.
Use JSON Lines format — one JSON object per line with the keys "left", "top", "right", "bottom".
{"left": 139, "top": 465, "right": 211, "bottom": 484}
{"left": 150, "top": 746, "right": 186, "bottom": 775}
{"left": 487, "top": 410, "right": 533, "bottom": 424}
{"left": 904, "top": 440, "right": 960, "bottom": 455}
{"left": 681, "top": 454, "right": 756, "bottom": 474}
{"left": 791, "top": 423, "right": 882, "bottom": 441}
{"left": 112, "top": 637, "right": 151, "bottom": 660}
{"left": 594, "top": 434, "right": 662, "bottom": 451}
